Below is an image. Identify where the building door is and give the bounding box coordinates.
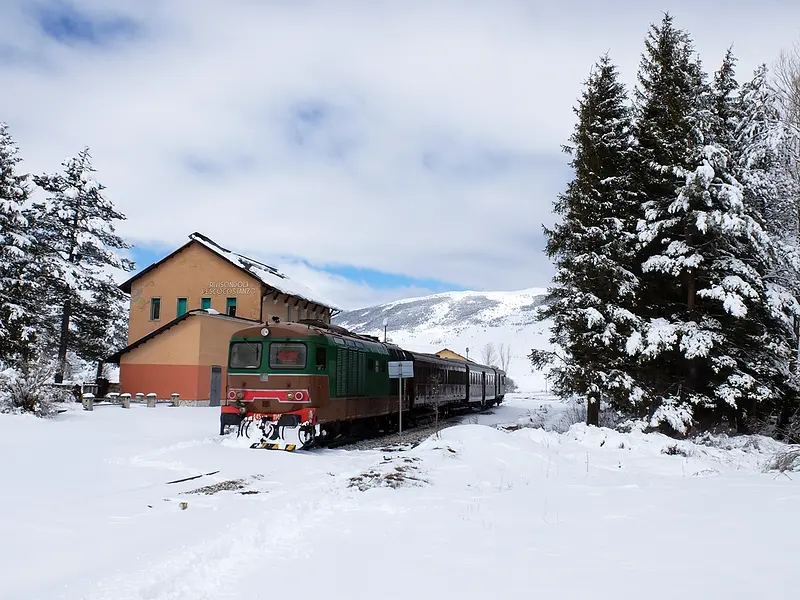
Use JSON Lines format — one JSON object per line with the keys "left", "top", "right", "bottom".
{"left": 210, "top": 366, "right": 222, "bottom": 406}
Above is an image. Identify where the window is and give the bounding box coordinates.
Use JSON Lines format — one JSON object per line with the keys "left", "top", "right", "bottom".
{"left": 315, "top": 346, "right": 327, "bottom": 370}
{"left": 226, "top": 297, "right": 236, "bottom": 317}
{"left": 201, "top": 297, "right": 211, "bottom": 310}
{"left": 150, "top": 298, "right": 161, "bottom": 321}
{"left": 177, "top": 297, "right": 187, "bottom": 317}
{"left": 270, "top": 342, "right": 307, "bottom": 369}
{"left": 229, "top": 342, "right": 262, "bottom": 369}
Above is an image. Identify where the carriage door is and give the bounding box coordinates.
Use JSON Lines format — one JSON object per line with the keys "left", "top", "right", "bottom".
{"left": 481, "top": 371, "right": 486, "bottom": 402}
{"left": 209, "top": 366, "right": 222, "bottom": 407}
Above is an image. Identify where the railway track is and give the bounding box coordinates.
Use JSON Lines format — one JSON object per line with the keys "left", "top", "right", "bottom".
{"left": 307, "top": 403, "right": 498, "bottom": 452}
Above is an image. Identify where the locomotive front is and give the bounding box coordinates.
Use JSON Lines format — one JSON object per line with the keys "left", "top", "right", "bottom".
{"left": 221, "top": 322, "right": 329, "bottom": 450}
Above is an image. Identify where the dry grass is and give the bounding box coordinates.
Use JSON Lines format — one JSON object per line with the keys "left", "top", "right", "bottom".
{"left": 348, "top": 456, "right": 428, "bottom": 491}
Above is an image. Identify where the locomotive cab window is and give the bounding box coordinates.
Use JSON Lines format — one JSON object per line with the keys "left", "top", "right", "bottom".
{"left": 315, "top": 346, "right": 327, "bottom": 370}
{"left": 269, "top": 342, "right": 307, "bottom": 369}
{"left": 229, "top": 342, "right": 262, "bottom": 369}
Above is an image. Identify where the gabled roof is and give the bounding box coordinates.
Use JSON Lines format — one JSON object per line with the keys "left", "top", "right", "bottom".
{"left": 105, "top": 309, "right": 261, "bottom": 364}
{"left": 118, "top": 232, "right": 339, "bottom": 311}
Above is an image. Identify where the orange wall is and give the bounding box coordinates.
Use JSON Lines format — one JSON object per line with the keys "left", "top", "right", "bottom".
{"left": 120, "top": 314, "right": 255, "bottom": 401}
{"left": 122, "top": 316, "right": 202, "bottom": 365}
{"left": 197, "top": 314, "right": 252, "bottom": 365}
{"left": 120, "top": 364, "right": 205, "bottom": 400}
{"left": 127, "top": 242, "right": 263, "bottom": 344}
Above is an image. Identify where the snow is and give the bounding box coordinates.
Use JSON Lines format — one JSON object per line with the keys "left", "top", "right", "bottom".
{"left": 189, "top": 233, "right": 340, "bottom": 311}
{"left": 2, "top": 395, "right": 798, "bottom": 600}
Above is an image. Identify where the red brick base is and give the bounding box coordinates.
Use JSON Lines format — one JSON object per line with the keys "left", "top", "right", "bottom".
{"left": 120, "top": 364, "right": 226, "bottom": 402}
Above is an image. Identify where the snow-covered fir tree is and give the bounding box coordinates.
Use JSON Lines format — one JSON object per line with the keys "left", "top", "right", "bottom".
{"left": 629, "top": 22, "right": 800, "bottom": 433}
{"left": 530, "top": 54, "right": 643, "bottom": 425}
{"left": 72, "top": 278, "right": 129, "bottom": 379}
{"left": 733, "top": 65, "right": 800, "bottom": 431}
{"left": 625, "top": 14, "right": 706, "bottom": 429}
{"left": 0, "top": 122, "right": 38, "bottom": 366}
{"left": 30, "top": 147, "right": 134, "bottom": 382}
{"left": 711, "top": 48, "right": 741, "bottom": 153}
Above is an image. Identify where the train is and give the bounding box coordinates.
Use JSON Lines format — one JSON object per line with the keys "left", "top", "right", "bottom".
{"left": 220, "top": 318, "right": 507, "bottom": 450}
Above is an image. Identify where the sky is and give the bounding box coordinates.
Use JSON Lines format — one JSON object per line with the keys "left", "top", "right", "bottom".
{"left": 1, "top": 0, "right": 799, "bottom": 310}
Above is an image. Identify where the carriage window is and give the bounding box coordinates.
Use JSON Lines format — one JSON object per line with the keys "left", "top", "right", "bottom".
{"left": 269, "top": 343, "right": 307, "bottom": 369}
{"left": 229, "top": 342, "right": 262, "bottom": 369}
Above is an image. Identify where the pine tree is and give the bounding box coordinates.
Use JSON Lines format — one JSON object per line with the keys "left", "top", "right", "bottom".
{"left": 30, "top": 147, "right": 134, "bottom": 382}
{"left": 530, "top": 54, "right": 643, "bottom": 425}
{"left": 0, "top": 122, "right": 38, "bottom": 366}
{"left": 626, "top": 14, "right": 706, "bottom": 428}
{"left": 629, "top": 24, "right": 800, "bottom": 433}
{"left": 733, "top": 65, "right": 800, "bottom": 431}
{"left": 711, "top": 48, "right": 741, "bottom": 152}
{"left": 72, "top": 278, "right": 129, "bottom": 379}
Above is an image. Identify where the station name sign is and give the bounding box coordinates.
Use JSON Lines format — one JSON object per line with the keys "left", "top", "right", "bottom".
{"left": 200, "top": 281, "right": 258, "bottom": 295}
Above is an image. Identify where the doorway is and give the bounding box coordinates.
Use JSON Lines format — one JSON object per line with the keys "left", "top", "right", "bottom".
{"left": 210, "top": 366, "right": 222, "bottom": 407}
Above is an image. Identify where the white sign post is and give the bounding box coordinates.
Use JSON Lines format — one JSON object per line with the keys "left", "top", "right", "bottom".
{"left": 388, "top": 360, "right": 414, "bottom": 440}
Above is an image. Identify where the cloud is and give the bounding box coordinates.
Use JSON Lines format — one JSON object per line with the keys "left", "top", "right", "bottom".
{"left": 2, "top": 0, "right": 799, "bottom": 309}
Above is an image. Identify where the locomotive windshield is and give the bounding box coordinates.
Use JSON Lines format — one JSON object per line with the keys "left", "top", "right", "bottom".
{"left": 269, "top": 342, "right": 307, "bottom": 369}
{"left": 229, "top": 341, "right": 262, "bottom": 369}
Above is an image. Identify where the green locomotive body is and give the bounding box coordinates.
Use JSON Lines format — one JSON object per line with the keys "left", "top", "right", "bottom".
{"left": 220, "top": 319, "right": 506, "bottom": 450}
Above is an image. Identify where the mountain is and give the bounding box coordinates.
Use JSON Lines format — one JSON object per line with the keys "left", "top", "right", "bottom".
{"left": 333, "top": 288, "right": 552, "bottom": 392}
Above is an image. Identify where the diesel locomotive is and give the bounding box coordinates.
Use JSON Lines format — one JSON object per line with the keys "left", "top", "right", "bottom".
{"left": 220, "top": 319, "right": 506, "bottom": 450}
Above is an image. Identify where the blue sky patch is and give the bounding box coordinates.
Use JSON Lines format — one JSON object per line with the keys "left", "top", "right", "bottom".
{"left": 125, "top": 243, "right": 460, "bottom": 295}
{"left": 315, "top": 263, "right": 463, "bottom": 293}
{"left": 31, "top": 1, "right": 140, "bottom": 46}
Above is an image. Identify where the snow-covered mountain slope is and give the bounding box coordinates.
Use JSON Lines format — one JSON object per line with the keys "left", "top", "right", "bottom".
{"left": 333, "top": 288, "right": 552, "bottom": 392}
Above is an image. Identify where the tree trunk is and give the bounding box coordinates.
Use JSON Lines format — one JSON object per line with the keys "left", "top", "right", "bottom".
{"left": 587, "top": 394, "right": 600, "bottom": 426}
{"left": 54, "top": 296, "right": 72, "bottom": 384}
{"left": 686, "top": 262, "right": 698, "bottom": 397}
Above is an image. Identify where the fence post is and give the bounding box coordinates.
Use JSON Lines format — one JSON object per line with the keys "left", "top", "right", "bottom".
{"left": 121, "top": 393, "right": 131, "bottom": 409}
{"left": 135, "top": 393, "right": 144, "bottom": 403}
{"left": 82, "top": 393, "right": 94, "bottom": 411}
{"left": 146, "top": 393, "right": 157, "bottom": 408}
{"left": 171, "top": 393, "right": 180, "bottom": 406}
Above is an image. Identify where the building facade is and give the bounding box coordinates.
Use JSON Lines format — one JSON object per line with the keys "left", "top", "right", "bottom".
{"left": 435, "top": 348, "right": 469, "bottom": 361}
{"left": 107, "top": 232, "right": 339, "bottom": 404}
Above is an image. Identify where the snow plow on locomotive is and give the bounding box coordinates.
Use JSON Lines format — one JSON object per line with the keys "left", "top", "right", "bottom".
{"left": 220, "top": 319, "right": 506, "bottom": 450}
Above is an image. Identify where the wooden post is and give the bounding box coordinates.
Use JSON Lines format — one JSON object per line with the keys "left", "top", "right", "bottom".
{"left": 121, "top": 394, "right": 131, "bottom": 409}
{"left": 171, "top": 393, "right": 180, "bottom": 406}
{"left": 82, "top": 393, "right": 94, "bottom": 411}
{"left": 146, "top": 393, "right": 157, "bottom": 408}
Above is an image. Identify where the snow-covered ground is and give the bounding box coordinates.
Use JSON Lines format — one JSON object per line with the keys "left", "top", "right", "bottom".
{"left": 2, "top": 395, "right": 799, "bottom": 600}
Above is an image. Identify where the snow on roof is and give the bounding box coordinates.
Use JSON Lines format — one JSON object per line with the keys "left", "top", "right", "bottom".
{"left": 188, "top": 232, "right": 340, "bottom": 311}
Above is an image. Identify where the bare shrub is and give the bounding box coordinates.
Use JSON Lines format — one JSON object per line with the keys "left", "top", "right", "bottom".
{"left": 764, "top": 447, "right": 800, "bottom": 473}
{"left": 0, "top": 355, "right": 69, "bottom": 417}
{"left": 555, "top": 397, "right": 619, "bottom": 432}
{"left": 661, "top": 443, "right": 693, "bottom": 457}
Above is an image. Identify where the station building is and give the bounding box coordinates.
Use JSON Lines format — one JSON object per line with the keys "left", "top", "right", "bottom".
{"left": 435, "top": 348, "right": 470, "bottom": 361}
{"left": 107, "top": 232, "right": 339, "bottom": 405}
